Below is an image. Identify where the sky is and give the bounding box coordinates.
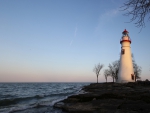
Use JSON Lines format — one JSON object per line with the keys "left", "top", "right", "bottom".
{"left": 0, "top": 0, "right": 150, "bottom": 82}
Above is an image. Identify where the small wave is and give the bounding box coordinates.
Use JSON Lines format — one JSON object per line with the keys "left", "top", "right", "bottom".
{"left": 0, "top": 99, "right": 17, "bottom": 106}
{"left": 34, "top": 95, "right": 44, "bottom": 98}
{"left": 0, "top": 102, "right": 50, "bottom": 113}
{"left": 8, "top": 105, "right": 33, "bottom": 113}
{"left": 0, "top": 101, "right": 54, "bottom": 113}
{"left": 3, "top": 95, "right": 16, "bottom": 98}
{"left": 50, "top": 92, "right": 73, "bottom": 97}
{"left": 0, "top": 92, "right": 74, "bottom": 107}
{"left": 0, "top": 95, "right": 45, "bottom": 107}
{"left": 0, "top": 92, "right": 76, "bottom": 107}
{"left": 51, "top": 97, "right": 68, "bottom": 106}
{"left": 63, "top": 86, "right": 75, "bottom": 90}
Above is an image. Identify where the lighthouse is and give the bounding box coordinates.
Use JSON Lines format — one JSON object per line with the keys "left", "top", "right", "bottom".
{"left": 117, "top": 29, "right": 134, "bottom": 83}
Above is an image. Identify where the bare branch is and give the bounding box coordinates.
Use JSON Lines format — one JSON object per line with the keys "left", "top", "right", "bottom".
{"left": 121, "top": 0, "right": 150, "bottom": 29}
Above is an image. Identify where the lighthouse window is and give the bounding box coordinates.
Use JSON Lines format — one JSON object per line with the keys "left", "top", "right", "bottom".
{"left": 131, "top": 74, "right": 134, "bottom": 80}
{"left": 121, "top": 49, "right": 125, "bottom": 55}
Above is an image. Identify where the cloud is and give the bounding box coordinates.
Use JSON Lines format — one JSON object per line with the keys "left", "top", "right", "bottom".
{"left": 70, "top": 40, "right": 73, "bottom": 46}
{"left": 95, "top": 8, "right": 120, "bottom": 33}
{"left": 74, "top": 26, "right": 78, "bottom": 38}
{"left": 70, "top": 25, "right": 78, "bottom": 46}
{"left": 100, "top": 8, "right": 119, "bottom": 22}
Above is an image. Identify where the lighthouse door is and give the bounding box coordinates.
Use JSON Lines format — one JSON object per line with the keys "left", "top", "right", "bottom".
{"left": 131, "top": 74, "right": 134, "bottom": 80}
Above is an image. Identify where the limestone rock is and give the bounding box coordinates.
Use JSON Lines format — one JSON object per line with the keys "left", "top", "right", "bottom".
{"left": 54, "top": 82, "right": 150, "bottom": 113}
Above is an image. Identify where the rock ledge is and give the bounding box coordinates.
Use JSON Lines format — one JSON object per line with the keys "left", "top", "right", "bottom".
{"left": 54, "top": 82, "right": 150, "bottom": 113}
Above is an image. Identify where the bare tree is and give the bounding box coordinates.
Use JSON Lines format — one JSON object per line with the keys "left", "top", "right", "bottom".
{"left": 93, "top": 63, "right": 104, "bottom": 83}
{"left": 108, "top": 60, "right": 120, "bottom": 83}
{"left": 133, "top": 63, "right": 142, "bottom": 81}
{"left": 132, "top": 54, "right": 142, "bottom": 81}
{"left": 122, "top": 0, "right": 150, "bottom": 28}
{"left": 104, "top": 69, "right": 109, "bottom": 83}
{"left": 108, "top": 64, "right": 115, "bottom": 83}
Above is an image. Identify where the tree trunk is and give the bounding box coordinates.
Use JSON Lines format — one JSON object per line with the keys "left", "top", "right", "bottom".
{"left": 97, "top": 76, "right": 98, "bottom": 83}
{"left": 113, "top": 77, "right": 114, "bottom": 83}
{"left": 106, "top": 78, "right": 107, "bottom": 83}
{"left": 135, "top": 75, "right": 136, "bottom": 82}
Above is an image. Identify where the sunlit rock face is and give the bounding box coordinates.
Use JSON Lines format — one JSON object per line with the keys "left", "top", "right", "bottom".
{"left": 117, "top": 29, "right": 134, "bottom": 83}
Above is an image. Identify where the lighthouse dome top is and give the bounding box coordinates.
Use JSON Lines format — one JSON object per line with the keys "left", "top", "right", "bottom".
{"left": 122, "top": 29, "right": 129, "bottom": 36}
{"left": 122, "top": 29, "right": 128, "bottom": 34}
{"left": 120, "top": 29, "right": 131, "bottom": 44}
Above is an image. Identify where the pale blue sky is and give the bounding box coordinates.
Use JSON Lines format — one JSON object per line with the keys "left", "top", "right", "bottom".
{"left": 0, "top": 0, "right": 150, "bottom": 82}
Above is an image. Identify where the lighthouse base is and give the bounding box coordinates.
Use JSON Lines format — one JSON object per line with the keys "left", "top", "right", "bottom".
{"left": 116, "top": 80, "right": 134, "bottom": 83}
{"left": 117, "top": 75, "right": 135, "bottom": 83}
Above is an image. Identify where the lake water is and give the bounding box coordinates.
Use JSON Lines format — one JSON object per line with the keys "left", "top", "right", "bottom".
{"left": 0, "top": 83, "right": 90, "bottom": 113}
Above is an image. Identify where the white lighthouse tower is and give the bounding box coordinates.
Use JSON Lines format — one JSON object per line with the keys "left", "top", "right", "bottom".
{"left": 117, "top": 29, "right": 134, "bottom": 83}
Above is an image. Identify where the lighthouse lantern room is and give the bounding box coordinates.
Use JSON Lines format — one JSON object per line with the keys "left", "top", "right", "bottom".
{"left": 117, "top": 29, "right": 134, "bottom": 83}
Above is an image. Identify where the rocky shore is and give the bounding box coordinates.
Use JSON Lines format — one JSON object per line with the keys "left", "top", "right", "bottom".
{"left": 54, "top": 82, "right": 150, "bottom": 113}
